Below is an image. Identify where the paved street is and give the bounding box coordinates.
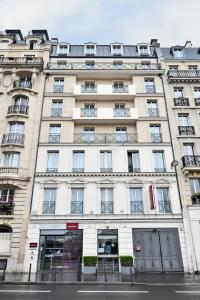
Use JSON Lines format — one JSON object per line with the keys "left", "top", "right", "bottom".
{"left": 0, "top": 283, "right": 200, "bottom": 300}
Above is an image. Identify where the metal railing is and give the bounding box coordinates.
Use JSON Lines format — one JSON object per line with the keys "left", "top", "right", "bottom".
{"left": 168, "top": 70, "right": 200, "bottom": 78}
{"left": 42, "top": 202, "right": 56, "bottom": 215}
{"left": 194, "top": 98, "right": 200, "bottom": 106}
{"left": 13, "top": 80, "right": 32, "bottom": 89}
{"left": 47, "top": 62, "right": 161, "bottom": 70}
{"left": 53, "top": 85, "right": 64, "bottom": 93}
{"left": 0, "top": 57, "right": 43, "bottom": 66}
{"left": 0, "top": 198, "right": 14, "bottom": 215}
{"left": 158, "top": 200, "right": 171, "bottom": 213}
{"left": 112, "top": 85, "right": 128, "bottom": 93}
{"left": 72, "top": 168, "right": 84, "bottom": 172}
{"left": 191, "top": 195, "right": 200, "bottom": 205}
{"left": 128, "top": 167, "right": 140, "bottom": 173}
{"left": 148, "top": 108, "right": 159, "bottom": 117}
{"left": 48, "top": 134, "right": 60, "bottom": 143}
{"left": 0, "top": 167, "right": 18, "bottom": 174}
{"left": 130, "top": 201, "right": 143, "bottom": 213}
{"left": 100, "top": 168, "right": 113, "bottom": 173}
{"left": 81, "top": 85, "right": 97, "bottom": 93}
{"left": 178, "top": 126, "right": 195, "bottom": 135}
{"left": 151, "top": 133, "right": 162, "bottom": 143}
{"left": 73, "top": 133, "right": 138, "bottom": 144}
{"left": 174, "top": 97, "right": 189, "bottom": 106}
{"left": 144, "top": 86, "right": 156, "bottom": 94}
{"left": 46, "top": 168, "right": 58, "bottom": 172}
{"left": 7, "top": 105, "right": 29, "bottom": 115}
{"left": 101, "top": 201, "right": 113, "bottom": 214}
{"left": 71, "top": 201, "right": 83, "bottom": 214}
{"left": 2, "top": 133, "right": 24, "bottom": 145}
{"left": 113, "top": 108, "right": 130, "bottom": 117}
{"left": 51, "top": 108, "right": 62, "bottom": 117}
{"left": 80, "top": 108, "right": 97, "bottom": 117}
{"left": 182, "top": 155, "right": 200, "bottom": 167}
{"left": 154, "top": 168, "right": 166, "bottom": 172}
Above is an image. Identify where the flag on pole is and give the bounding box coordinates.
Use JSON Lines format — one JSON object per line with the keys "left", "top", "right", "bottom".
{"left": 149, "top": 184, "right": 156, "bottom": 209}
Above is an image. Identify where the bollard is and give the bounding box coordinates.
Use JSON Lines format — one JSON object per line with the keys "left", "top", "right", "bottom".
{"left": 28, "top": 263, "right": 32, "bottom": 282}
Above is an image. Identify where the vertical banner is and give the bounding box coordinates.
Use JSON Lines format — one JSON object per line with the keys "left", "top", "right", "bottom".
{"left": 149, "top": 185, "right": 156, "bottom": 209}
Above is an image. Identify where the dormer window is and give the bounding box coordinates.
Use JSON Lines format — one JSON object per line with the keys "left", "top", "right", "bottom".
{"left": 138, "top": 44, "right": 150, "bottom": 56}
{"left": 29, "top": 40, "right": 37, "bottom": 50}
{"left": 111, "top": 44, "right": 123, "bottom": 56}
{"left": 85, "top": 44, "right": 96, "bottom": 56}
{"left": 0, "top": 40, "right": 10, "bottom": 49}
{"left": 58, "top": 44, "right": 69, "bottom": 55}
{"left": 173, "top": 48, "right": 184, "bottom": 58}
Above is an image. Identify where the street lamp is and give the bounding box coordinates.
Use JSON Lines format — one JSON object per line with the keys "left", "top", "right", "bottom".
{"left": 171, "top": 160, "right": 179, "bottom": 168}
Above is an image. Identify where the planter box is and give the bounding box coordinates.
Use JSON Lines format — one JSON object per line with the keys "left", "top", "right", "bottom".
{"left": 121, "top": 266, "right": 135, "bottom": 275}
{"left": 83, "top": 266, "right": 97, "bottom": 274}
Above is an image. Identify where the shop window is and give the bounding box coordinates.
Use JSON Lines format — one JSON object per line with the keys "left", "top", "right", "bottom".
{"left": 97, "top": 229, "right": 118, "bottom": 255}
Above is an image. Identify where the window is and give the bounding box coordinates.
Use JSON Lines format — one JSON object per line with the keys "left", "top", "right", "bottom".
{"left": 115, "top": 127, "right": 127, "bottom": 142}
{"left": 3, "top": 152, "right": 20, "bottom": 168}
{"left": 141, "top": 62, "right": 151, "bottom": 69}
{"left": 43, "top": 188, "right": 56, "bottom": 214}
{"left": 138, "top": 45, "right": 149, "bottom": 56}
{"left": 169, "top": 65, "right": 179, "bottom": 70}
{"left": 73, "top": 151, "right": 85, "bottom": 172}
{"left": 113, "top": 61, "right": 123, "bottom": 69}
{"left": 153, "top": 151, "right": 165, "bottom": 172}
{"left": 14, "top": 95, "right": 28, "bottom": 107}
{"left": 51, "top": 100, "right": 63, "bottom": 117}
{"left": 0, "top": 40, "right": 10, "bottom": 49}
{"left": 8, "top": 122, "right": 24, "bottom": 134}
{"left": 49, "top": 125, "right": 61, "bottom": 143}
{"left": 82, "top": 81, "right": 96, "bottom": 93}
{"left": 53, "top": 78, "right": 64, "bottom": 93}
{"left": 188, "top": 65, "right": 197, "bottom": 70}
{"left": 47, "top": 151, "right": 59, "bottom": 172}
{"left": 150, "top": 125, "right": 162, "bottom": 143}
{"left": 130, "top": 188, "right": 143, "bottom": 213}
{"left": 0, "top": 189, "right": 14, "bottom": 202}
{"left": 58, "top": 45, "right": 68, "bottom": 55}
{"left": 101, "top": 188, "right": 113, "bottom": 213}
{"left": 111, "top": 44, "right": 122, "bottom": 56}
{"left": 29, "top": 40, "right": 37, "bottom": 50}
{"left": 173, "top": 49, "right": 184, "bottom": 58}
{"left": 71, "top": 188, "right": 84, "bottom": 214}
{"left": 144, "top": 79, "right": 155, "bottom": 93}
{"left": 57, "top": 61, "right": 67, "bottom": 69}
{"left": 97, "top": 229, "right": 118, "bottom": 255}
{"left": 128, "top": 151, "right": 140, "bottom": 172}
{"left": 174, "top": 88, "right": 183, "bottom": 98}
{"left": 85, "top": 44, "right": 96, "bottom": 56}
{"left": 147, "top": 100, "right": 158, "bottom": 117}
{"left": 183, "top": 143, "right": 194, "bottom": 156}
{"left": 100, "top": 151, "right": 112, "bottom": 172}
{"left": 114, "top": 103, "right": 129, "bottom": 117}
{"left": 85, "top": 61, "right": 95, "bottom": 69}
{"left": 190, "top": 178, "right": 200, "bottom": 203}
{"left": 82, "top": 103, "right": 96, "bottom": 117}
{"left": 156, "top": 188, "right": 170, "bottom": 213}
{"left": 178, "top": 114, "right": 189, "bottom": 126}
{"left": 113, "top": 82, "right": 126, "bottom": 93}
{"left": 83, "top": 127, "right": 95, "bottom": 143}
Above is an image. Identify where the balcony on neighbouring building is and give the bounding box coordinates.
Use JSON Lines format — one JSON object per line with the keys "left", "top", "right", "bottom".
{"left": 178, "top": 126, "right": 195, "bottom": 135}
{"left": 7, "top": 105, "right": 29, "bottom": 116}
{"left": 48, "top": 134, "right": 60, "bottom": 143}
{"left": 168, "top": 70, "right": 200, "bottom": 82}
{"left": 2, "top": 133, "right": 24, "bottom": 145}
{"left": 13, "top": 79, "right": 32, "bottom": 89}
{"left": 101, "top": 201, "right": 113, "bottom": 214}
{"left": 0, "top": 57, "right": 43, "bottom": 69}
{"left": 194, "top": 98, "right": 200, "bottom": 106}
{"left": 73, "top": 108, "right": 138, "bottom": 124}
{"left": 74, "top": 133, "right": 138, "bottom": 144}
{"left": 71, "top": 201, "right": 83, "bottom": 214}
{"left": 182, "top": 155, "right": 200, "bottom": 168}
{"left": 174, "top": 97, "right": 189, "bottom": 106}
{"left": 191, "top": 194, "right": 200, "bottom": 205}
{"left": 74, "top": 84, "right": 136, "bottom": 99}
{"left": 0, "top": 197, "right": 14, "bottom": 215}
{"left": 0, "top": 167, "right": 18, "bottom": 174}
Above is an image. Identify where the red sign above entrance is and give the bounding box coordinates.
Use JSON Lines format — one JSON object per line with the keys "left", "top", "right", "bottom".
{"left": 29, "top": 242, "right": 38, "bottom": 248}
{"left": 66, "top": 223, "right": 79, "bottom": 230}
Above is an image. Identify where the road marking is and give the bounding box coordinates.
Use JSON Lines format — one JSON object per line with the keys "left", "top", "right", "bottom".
{"left": 175, "top": 291, "right": 200, "bottom": 294}
{"left": 78, "top": 290, "right": 149, "bottom": 293}
{"left": 0, "top": 290, "right": 51, "bottom": 293}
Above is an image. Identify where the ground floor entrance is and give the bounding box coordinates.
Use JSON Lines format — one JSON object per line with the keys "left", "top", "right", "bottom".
{"left": 133, "top": 228, "right": 184, "bottom": 273}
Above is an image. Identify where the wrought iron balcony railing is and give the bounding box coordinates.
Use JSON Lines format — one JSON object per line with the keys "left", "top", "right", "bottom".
{"left": 46, "top": 168, "right": 58, "bottom": 172}
{"left": 51, "top": 108, "right": 62, "bottom": 117}
{"left": 53, "top": 85, "right": 64, "bottom": 93}
{"left": 158, "top": 200, "right": 171, "bottom": 213}
{"left": 74, "top": 133, "right": 138, "bottom": 144}
{"left": 174, "top": 97, "right": 189, "bottom": 106}
{"left": 191, "top": 195, "right": 200, "bottom": 205}
{"left": 80, "top": 108, "right": 97, "bottom": 117}
{"left": 128, "top": 167, "right": 141, "bottom": 173}
{"left": 148, "top": 108, "right": 159, "bottom": 117}
{"left": 151, "top": 133, "right": 162, "bottom": 143}
{"left": 7, "top": 105, "right": 29, "bottom": 115}
{"left": 2, "top": 133, "right": 24, "bottom": 145}
{"left": 154, "top": 168, "right": 166, "bottom": 172}
{"left": 0, "top": 57, "right": 43, "bottom": 66}
{"left": 0, "top": 197, "right": 14, "bottom": 215}
{"left": 101, "top": 201, "right": 113, "bottom": 214}
{"left": 48, "top": 134, "right": 60, "bottom": 143}
{"left": 100, "top": 168, "right": 113, "bottom": 173}
{"left": 182, "top": 155, "right": 200, "bottom": 167}
{"left": 13, "top": 80, "right": 32, "bottom": 89}
{"left": 0, "top": 167, "right": 18, "bottom": 174}
{"left": 43, "top": 201, "right": 55, "bottom": 215}
{"left": 113, "top": 108, "right": 130, "bottom": 117}
{"left": 112, "top": 85, "right": 128, "bottom": 93}
{"left": 81, "top": 85, "right": 97, "bottom": 93}
{"left": 168, "top": 70, "right": 200, "bottom": 79}
{"left": 130, "top": 201, "right": 143, "bottom": 213}
{"left": 47, "top": 62, "right": 161, "bottom": 70}
{"left": 194, "top": 98, "right": 200, "bottom": 106}
{"left": 71, "top": 201, "right": 83, "bottom": 214}
{"left": 72, "top": 168, "right": 84, "bottom": 172}
{"left": 145, "top": 86, "right": 156, "bottom": 94}
{"left": 178, "top": 126, "right": 195, "bottom": 135}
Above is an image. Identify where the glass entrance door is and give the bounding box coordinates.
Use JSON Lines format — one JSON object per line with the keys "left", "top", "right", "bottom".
{"left": 63, "top": 230, "right": 83, "bottom": 270}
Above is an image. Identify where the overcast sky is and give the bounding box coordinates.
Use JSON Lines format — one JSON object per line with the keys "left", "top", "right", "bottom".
{"left": 0, "top": 0, "right": 199, "bottom": 46}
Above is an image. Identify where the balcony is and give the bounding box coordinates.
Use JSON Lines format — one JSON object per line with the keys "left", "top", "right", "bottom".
{"left": 0, "top": 167, "right": 18, "bottom": 174}
{"left": 151, "top": 133, "right": 162, "bottom": 143}
{"left": 100, "top": 168, "right": 113, "bottom": 173}
{"left": 178, "top": 126, "right": 195, "bottom": 135}
{"left": 0, "top": 198, "right": 14, "bottom": 215}
{"left": 101, "top": 201, "right": 113, "bottom": 214}
{"left": 53, "top": 85, "right": 64, "bottom": 93}
{"left": 144, "top": 86, "right": 156, "bottom": 94}
{"left": 148, "top": 108, "right": 159, "bottom": 117}
{"left": 74, "top": 84, "right": 136, "bottom": 100}
{"left": 74, "top": 133, "right": 138, "bottom": 144}
{"left": 7, "top": 105, "right": 29, "bottom": 116}
{"left": 182, "top": 156, "right": 200, "bottom": 168}
{"left": 130, "top": 201, "right": 143, "bottom": 213}
{"left": 0, "top": 57, "right": 43, "bottom": 69}
{"left": 194, "top": 98, "right": 200, "bottom": 106}
{"left": 0, "top": 233, "right": 11, "bottom": 253}
{"left": 73, "top": 108, "right": 138, "bottom": 124}
{"left": 72, "top": 168, "right": 84, "bottom": 172}
{"left": 71, "top": 201, "right": 83, "bottom": 214}
{"left": 174, "top": 97, "right": 189, "bottom": 106}
{"left": 13, "top": 80, "right": 32, "bottom": 89}
{"left": 43, "top": 202, "right": 55, "bottom": 215}
{"left": 158, "top": 200, "right": 171, "bottom": 213}
{"left": 191, "top": 194, "right": 200, "bottom": 205}
{"left": 51, "top": 108, "right": 62, "bottom": 117}
{"left": 154, "top": 168, "right": 166, "bottom": 172}
{"left": 2, "top": 133, "right": 24, "bottom": 145}
{"left": 168, "top": 70, "right": 200, "bottom": 83}
{"left": 48, "top": 134, "right": 60, "bottom": 143}
{"left": 46, "top": 168, "right": 58, "bottom": 173}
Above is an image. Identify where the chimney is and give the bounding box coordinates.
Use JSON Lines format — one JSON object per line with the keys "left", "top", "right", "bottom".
{"left": 185, "top": 41, "right": 192, "bottom": 48}
{"left": 150, "top": 39, "right": 160, "bottom": 47}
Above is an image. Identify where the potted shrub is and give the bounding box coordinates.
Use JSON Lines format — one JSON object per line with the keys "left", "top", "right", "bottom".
{"left": 120, "top": 256, "right": 135, "bottom": 275}
{"left": 83, "top": 256, "right": 97, "bottom": 274}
